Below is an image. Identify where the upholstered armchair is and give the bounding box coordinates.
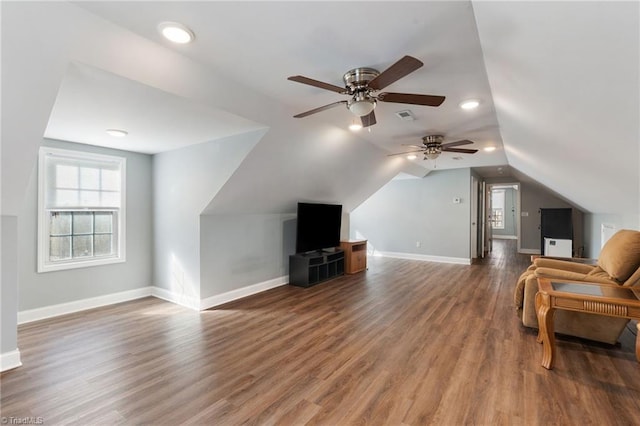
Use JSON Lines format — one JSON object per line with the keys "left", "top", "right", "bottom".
{"left": 514, "top": 229, "right": 640, "bottom": 344}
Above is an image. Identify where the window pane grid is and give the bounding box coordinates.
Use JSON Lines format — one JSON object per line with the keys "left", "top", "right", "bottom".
{"left": 46, "top": 155, "right": 122, "bottom": 209}
{"left": 48, "top": 211, "right": 115, "bottom": 261}
{"left": 492, "top": 208, "right": 504, "bottom": 229}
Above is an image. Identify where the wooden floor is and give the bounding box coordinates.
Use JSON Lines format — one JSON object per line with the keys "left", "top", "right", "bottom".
{"left": 2, "top": 240, "right": 639, "bottom": 425}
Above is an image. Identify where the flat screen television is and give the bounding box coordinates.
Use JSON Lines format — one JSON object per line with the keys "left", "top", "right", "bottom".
{"left": 296, "top": 202, "right": 342, "bottom": 253}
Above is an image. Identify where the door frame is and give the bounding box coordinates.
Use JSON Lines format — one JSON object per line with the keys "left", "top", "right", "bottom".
{"left": 470, "top": 175, "right": 479, "bottom": 259}
{"left": 487, "top": 182, "right": 522, "bottom": 252}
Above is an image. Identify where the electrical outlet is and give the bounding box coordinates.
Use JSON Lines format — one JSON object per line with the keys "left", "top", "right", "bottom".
{"left": 521, "top": 211, "right": 529, "bottom": 217}
{"left": 416, "top": 241, "right": 421, "bottom": 248}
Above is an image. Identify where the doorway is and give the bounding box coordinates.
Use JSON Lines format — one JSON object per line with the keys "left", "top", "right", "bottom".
{"left": 487, "top": 183, "right": 521, "bottom": 254}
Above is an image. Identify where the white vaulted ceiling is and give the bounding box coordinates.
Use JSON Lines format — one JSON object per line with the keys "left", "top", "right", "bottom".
{"left": 66, "top": 1, "right": 507, "bottom": 169}
{"left": 3, "top": 1, "right": 638, "bottom": 217}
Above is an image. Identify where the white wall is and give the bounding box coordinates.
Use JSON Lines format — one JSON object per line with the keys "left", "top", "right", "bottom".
{"left": 152, "top": 130, "right": 265, "bottom": 306}
{"left": 17, "top": 140, "right": 153, "bottom": 311}
{"left": 200, "top": 214, "right": 296, "bottom": 299}
{"left": 583, "top": 214, "right": 640, "bottom": 258}
{"left": 350, "top": 169, "right": 472, "bottom": 261}
{"left": 1, "top": 216, "right": 19, "bottom": 356}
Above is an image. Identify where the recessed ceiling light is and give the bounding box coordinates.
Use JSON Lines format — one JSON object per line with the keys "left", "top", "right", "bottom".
{"left": 158, "top": 22, "right": 195, "bottom": 44}
{"left": 459, "top": 99, "right": 480, "bottom": 110}
{"left": 106, "top": 129, "right": 128, "bottom": 138}
{"left": 348, "top": 122, "right": 362, "bottom": 132}
{"left": 407, "top": 154, "right": 417, "bottom": 160}
{"left": 484, "top": 146, "right": 496, "bottom": 152}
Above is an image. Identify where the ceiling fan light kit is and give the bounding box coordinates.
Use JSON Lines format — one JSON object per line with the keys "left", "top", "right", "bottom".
{"left": 288, "top": 56, "right": 445, "bottom": 128}
{"left": 347, "top": 92, "right": 376, "bottom": 116}
{"left": 343, "top": 67, "right": 378, "bottom": 116}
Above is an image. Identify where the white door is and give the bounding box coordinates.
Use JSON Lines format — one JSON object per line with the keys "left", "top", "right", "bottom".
{"left": 471, "top": 176, "right": 478, "bottom": 259}
{"left": 480, "top": 182, "right": 486, "bottom": 257}
{"left": 485, "top": 184, "right": 493, "bottom": 253}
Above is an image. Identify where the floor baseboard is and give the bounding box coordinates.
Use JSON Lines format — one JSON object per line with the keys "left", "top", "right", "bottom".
{"left": 18, "top": 287, "right": 153, "bottom": 324}
{"left": 373, "top": 251, "right": 471, "bottom": 265}
{"left": 0, "top": 349, "right": 22, "bottom": 372}
{"left": 200, "top": 276, "right": 289, "bottom": 310}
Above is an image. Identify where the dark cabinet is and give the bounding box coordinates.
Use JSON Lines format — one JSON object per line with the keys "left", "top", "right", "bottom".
{"left": 540, "top": 208, "right": 583, "bottom": 256}
{"left": 289, "top": 250, "right": 345, "bottom": 287}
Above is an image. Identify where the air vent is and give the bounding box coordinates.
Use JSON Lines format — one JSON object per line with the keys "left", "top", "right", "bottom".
{"left": 452, "top": 156, "right": 463, "bottom": 160}
{"left": 395, "top": 110, "right": 415, "bottom": 121}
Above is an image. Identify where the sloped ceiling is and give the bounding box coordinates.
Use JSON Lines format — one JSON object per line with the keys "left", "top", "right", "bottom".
{"left": 473, "top": 1, "right": 639, "bottom": 214}
{"left": 71, "top": 1, "right": 507, "bottom": 170}
{"left": 3, "top": 1, "right": 638, "bottom": 217}
{"left": 68, "top": 1, "right": 640, "bottom": 215}
{"left": 45, "top": 62, "right": 265, "bottom": 154}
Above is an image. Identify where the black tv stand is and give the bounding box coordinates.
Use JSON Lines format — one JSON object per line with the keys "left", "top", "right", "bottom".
{"left": 289, "top": 249, "right": 345, "bottom": 287}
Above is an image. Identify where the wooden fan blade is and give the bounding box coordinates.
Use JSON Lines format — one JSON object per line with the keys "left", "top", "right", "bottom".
{"left": 293, "top": 101, "right": 347, "bottom": 118}
{"left": 368, "top": 56, "right": 423, "bottom": 90}
{"left": 288, "top": 75, "right": 346, "bottom": 94}
{"left": 387, "top": 149, "right": 424, "bottom": 157}
{"left": 443, "top": 148, "right": 478, "bottom": 154}
{"left": 401, "top": 144, "right": 426, "bottom": 149}
{"left": 442, "top": 139, "right": 474, "bottom": 149}
{"left": 361, "top": 110, "right": 377, "bottom": 128}
{"left": 378, "top": 92, "right": 445, "bottom": 107}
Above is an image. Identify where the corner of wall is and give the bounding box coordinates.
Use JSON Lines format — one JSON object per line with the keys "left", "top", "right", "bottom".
{"left": 0, "top": 349, "right": 22, "bottom": 372}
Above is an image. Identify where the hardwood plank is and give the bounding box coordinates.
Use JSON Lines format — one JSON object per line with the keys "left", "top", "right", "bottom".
{"left": 1, "top": 240, "right": 639, "bottom": 425}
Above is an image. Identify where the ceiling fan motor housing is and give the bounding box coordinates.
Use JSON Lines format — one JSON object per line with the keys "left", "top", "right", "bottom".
{"left": 422, "top": 134, "right": 444, "bottom": 144}
{"left": 343, "top": 67, "right": 380, "bottom": 91}
{"left": 343, "top": 68, "right": 380, "bottom": 116}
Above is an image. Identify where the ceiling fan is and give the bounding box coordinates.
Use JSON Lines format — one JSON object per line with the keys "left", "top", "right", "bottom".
{"left": 288, "top": 55, "right": 445, "bottom": 128}
{"left": 389, "top": 134, "right": 478, "bottom": 160}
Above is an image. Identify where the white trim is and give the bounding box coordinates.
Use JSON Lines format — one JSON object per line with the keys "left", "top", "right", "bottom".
{"left": 15, "top": 278, "right": 290, "bottom": 324}
{"left": 373, "top": 251, "right": 471, "bottom": 265}
{"left": 18, "top": 287, "right": 152, "bottom": 324}
{"left": 519, "top": 248, "right": 541, "bottom": 255}
{"left": 492, "top": 235, "right": 518, "bottom": 240}
{"left": 151, "top": 287, "right": 200, "bottom": 311}
{"left": 0, "top": 349, "right": 22, "bottom": 372}
{"left": 200, "top": 275, "right": 289, "bottom": 310}
{"left": 38, "top": 147, "right": 127, "bottom": 273}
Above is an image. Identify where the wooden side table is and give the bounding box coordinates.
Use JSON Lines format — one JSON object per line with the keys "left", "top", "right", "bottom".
{"left": 339, "top": 240, "right": 367, "bottom": 274}
{"left": 535, "top": 278, "right": 640, "bottom": 369}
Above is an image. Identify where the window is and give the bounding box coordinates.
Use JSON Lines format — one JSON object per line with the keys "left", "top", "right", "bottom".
{"left": 491, "top": 189, "right": 505, "bottom": 230}
{"left": 491, "top": 208, "right": 504, "bottom": 229}
{"left": 38, "top": 147, "right": 126, "bottom": 272}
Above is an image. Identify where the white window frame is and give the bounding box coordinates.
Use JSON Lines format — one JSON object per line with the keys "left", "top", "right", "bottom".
{"left": 38, "top": 147, "right": 126, "bottom": 272}
{"left": 491, "top": 208, "right": 505, "bottom": 229}
{"left": 491, "top": 189, "right": 505, "bottom": 230}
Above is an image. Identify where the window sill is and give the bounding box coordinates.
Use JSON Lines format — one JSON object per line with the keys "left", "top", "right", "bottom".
{"left": 37, "top": 256, "right": 125, "bottom": 273}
